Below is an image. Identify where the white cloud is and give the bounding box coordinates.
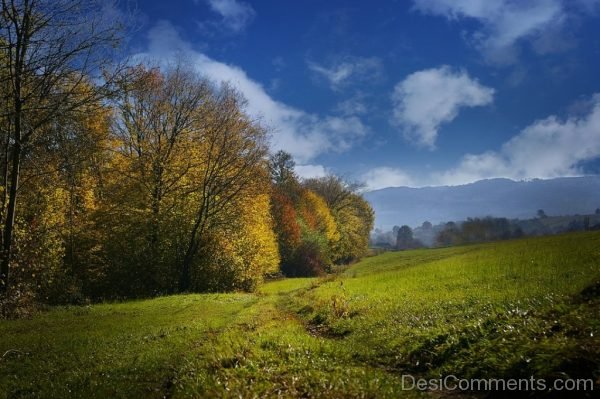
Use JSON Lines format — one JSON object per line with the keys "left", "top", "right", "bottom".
{"left": 391, "top": 66, "right": 494, "bottom": 149}
{"left": 204, "top": 0, "right": 255, "bottom": 32}
{"left": 308, "top": 56, "right": 383, "bottom": 91}
{"left": 295, "top": 164, "right": 329, "bottom": 180}
{"left": 361, "top": 167, "right": 416, "bottom": 191}
{"left": 413, "top": 0, "right": 566, "bottom": 64}
{"left": 436, "top": 94, "right": 600, "bottom": 185}
{"left": 335, "top": 93, "right": 368, "bottom": 116}
{"left": 137, "top": 21, "right": 368, "bottom": 163}
{"left": 365, "top": 95, "right": 600, "bottom": 189}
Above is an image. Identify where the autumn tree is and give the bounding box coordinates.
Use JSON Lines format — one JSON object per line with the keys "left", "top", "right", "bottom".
{"left": 303, "top": 175, "right": 362, "bottom": 213}
{"left": 298, "top": 190, "right": 339, "bottom": 243}
{"left": 105, "top": 64, "right": 212, "bottom": 293}
{"left": 178, "top": 85, "right": 269, "bottom": 291}
{"left": 113, "top": 65, "right": 209, "bottom": 248}
{"left": 303, "top": 175, "right": 374, "bottom": 264}
{"left": 268, "top": 151, "right": 299, "bottom": 272}
{"left": 270, "top": 188, "right": 301, "bottom": 268}
{"left": 190, "top": 193, "right": 279, "bottom": 292}
{"left": 0, "top": 0, "right": 124, "bottom": 293}
{"left": 270, "top": 155, "right": 373, "bottom": 276}
{"left": 107, "top": 64, "right": 272, "bottom": 294}
{"left": 287, "top": 188, "right": 339, "bottom": 275}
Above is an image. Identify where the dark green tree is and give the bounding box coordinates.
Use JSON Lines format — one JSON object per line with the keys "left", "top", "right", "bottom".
{"left": 396, "top": 225, "right": 414, "bottom": 250}
{"left": 269, "top": 151, "right": 297, "bottom": 186}
{"left": 537, "top": 209, "right": 548, "bottom": 219}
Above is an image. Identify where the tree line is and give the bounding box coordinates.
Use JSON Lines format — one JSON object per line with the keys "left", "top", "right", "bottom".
{"left": 372, "top": 212, "right": 600, "bottom": 250}
{"left": 0, "top": 0, "right": 373, "bottom": 314}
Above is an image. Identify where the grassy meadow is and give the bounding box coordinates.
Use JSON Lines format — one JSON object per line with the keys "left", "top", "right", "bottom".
{"left": 1, "top": 231, "right": 599, "bottom": 398}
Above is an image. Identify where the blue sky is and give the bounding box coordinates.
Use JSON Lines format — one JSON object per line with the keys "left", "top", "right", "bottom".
{"left": 125, "top": 0, "right": 600, "bottom": 190}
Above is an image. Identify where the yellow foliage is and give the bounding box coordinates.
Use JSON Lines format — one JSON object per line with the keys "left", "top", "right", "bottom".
{"left": 299, "top": 190, "right": 340, "bottom": 244}
{"left": 224, "top": 193, "right": 280, "bottom": 285}
{"left": 192, "top": 193, "right": 280, "bottom": 291}
{"left": 239, "top": 193, "right": 281, "bottom": 275}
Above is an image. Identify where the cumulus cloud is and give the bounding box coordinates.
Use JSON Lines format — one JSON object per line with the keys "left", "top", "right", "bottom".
{"left": 308, "top": 56, "right": 383, "bottom": 91}
{"left": 391, "top": 66, "right": 494, "bottom": 149}
{"left": 361, "top": 167, "right": 416, "bottom": 191}
{"left": 364, "top": 95, "right": 600, "bottom": 189}
{"left": 295, "top": 164, "right": 329, "bottom": 180}
{"left": 413, "top": 0, "right": 566, "bottom": 65}
{"left": 137, "top": 21, "right": 369, "bottom": 164}
{"left": 203, "top": 0, "right": 256, "bottom": 32}
{"left": 436, "top": 94, "right": 600, "bottom": 185}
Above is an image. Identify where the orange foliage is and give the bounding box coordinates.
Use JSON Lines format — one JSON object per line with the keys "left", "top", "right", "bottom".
{"left": 270, "top": 189, "right": 301, "bottom": 256}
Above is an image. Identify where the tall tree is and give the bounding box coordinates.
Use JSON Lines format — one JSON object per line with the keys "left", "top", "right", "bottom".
{"left": 268, "top": 150, "right": 299, "bottom": 197}
{"left": 111, "top": 64, "right": 210, "bottom": 279}
{"left": 179, "top": 86, "right": 268, "bottom": 291}
{"left": 0, "top": 0, "right": 123, "bottom": 292}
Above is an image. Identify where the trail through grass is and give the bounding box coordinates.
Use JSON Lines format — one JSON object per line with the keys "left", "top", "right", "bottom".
{"left": 1, "top": 232, "right": 599, "bottom": 397}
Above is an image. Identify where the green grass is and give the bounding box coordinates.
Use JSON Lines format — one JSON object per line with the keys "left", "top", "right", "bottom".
{"left": 1, "top": 231, "right": 599, "bottom": 398}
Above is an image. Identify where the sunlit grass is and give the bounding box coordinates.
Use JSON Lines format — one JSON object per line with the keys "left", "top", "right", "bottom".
{"left": 1, "top": 231, "right": 598, "bottom": 397}
{"left": 258, "top": 277, "right": 315, "bottom": 295}
{"left": 298, "top": 232, "right": 600, "bottom": 381}
{"left": 0, "top": 294, "right": 256, "bottom": 398}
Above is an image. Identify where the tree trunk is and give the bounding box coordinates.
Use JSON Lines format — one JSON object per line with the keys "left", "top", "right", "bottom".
{"left": 179, "top": 229, "right": 203, "bottom": 292}
{"left": 0, "top": 116, "right": 21, "bottom": 293}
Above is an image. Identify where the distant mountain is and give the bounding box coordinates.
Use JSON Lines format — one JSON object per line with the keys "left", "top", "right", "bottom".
{"left": 364, "top": 176, "right": 600, "bottom": 229}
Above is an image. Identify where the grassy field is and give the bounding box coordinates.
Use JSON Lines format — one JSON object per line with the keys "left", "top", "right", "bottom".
{"left": 1, "top": 231, "right": 599, "bottom": 398}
